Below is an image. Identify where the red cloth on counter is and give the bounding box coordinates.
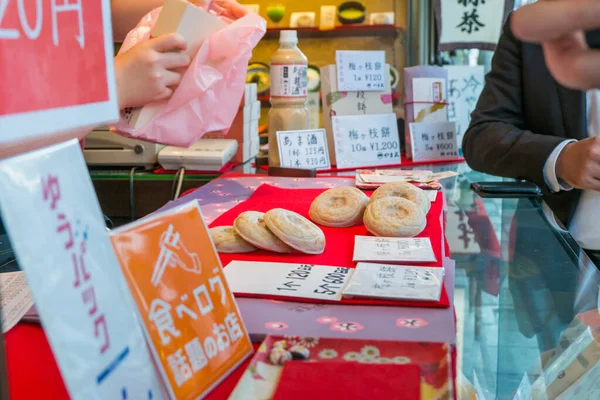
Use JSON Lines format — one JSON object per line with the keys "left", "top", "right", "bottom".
{"left": 272, "top": 362, "right": 421, "bottom": 400}
{"left": 210, "top": 184, "right": 450, "bottom": 309}
{"left": 4, "top": 323, "right": 257, "bottom": 400}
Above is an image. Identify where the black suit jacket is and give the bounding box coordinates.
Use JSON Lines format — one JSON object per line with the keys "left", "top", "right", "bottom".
{"left": 463, "top": 15, "right": 587, "bottom": 226}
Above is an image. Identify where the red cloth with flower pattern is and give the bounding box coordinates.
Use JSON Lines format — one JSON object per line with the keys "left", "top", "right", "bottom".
{"left": 231, "top": 335, "right": 453, "bottom": 399}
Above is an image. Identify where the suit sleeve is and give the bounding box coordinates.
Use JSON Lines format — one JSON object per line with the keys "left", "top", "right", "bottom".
{"left": 462, "top": 15, "right": 566, "bottom": 189}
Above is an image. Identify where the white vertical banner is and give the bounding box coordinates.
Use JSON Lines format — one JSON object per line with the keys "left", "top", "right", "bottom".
{"left": 444, "top": 66, "right": 485, "bottom": 156}
{"left": 0, "top": 140, "right": 165, "bottom": 400}
{"left": 435, "top": 0, "right": 513, "bottom": 51}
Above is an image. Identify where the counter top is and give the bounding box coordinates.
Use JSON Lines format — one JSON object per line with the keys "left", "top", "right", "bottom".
{"left": 3, "top": 160, "right": 600, "bottom": 399}
{"left": 166, "top": 160, "right": 600, "bottom": 399}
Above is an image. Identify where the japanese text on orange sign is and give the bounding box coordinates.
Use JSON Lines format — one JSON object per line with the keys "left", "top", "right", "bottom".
{"left": 110, "top": 204, "right": 252, "bottom": 400}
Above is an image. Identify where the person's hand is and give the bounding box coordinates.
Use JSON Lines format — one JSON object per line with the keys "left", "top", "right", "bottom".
{"left": 511, "top": 0, "right": 600, "bottom": 90}
{"left": 192, "top": 0, "right": 248, "bottom": 22}
{"left": 556, "top": 137, "right": 600, "bottom": 190}
{"left": 114, "top": 33, "right": 191, "bottom": 110}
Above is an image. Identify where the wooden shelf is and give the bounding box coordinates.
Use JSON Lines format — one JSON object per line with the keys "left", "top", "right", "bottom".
{"left": 263, "top": 25, "right": 401, "bottom": 39}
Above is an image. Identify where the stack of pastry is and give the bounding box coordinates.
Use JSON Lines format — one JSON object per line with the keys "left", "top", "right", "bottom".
{"left": 308, "top": 183, "right": 429, "bottom": 238}
{"left": 210, "top": 209, "right": 326, "bottom": 255}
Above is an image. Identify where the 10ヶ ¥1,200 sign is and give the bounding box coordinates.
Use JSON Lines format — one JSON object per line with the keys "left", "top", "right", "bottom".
{"left": 333, "top": 113, "right": 401, "bottom": 169}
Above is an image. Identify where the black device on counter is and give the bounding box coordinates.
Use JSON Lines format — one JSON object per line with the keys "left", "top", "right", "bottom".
{"left": 586, "top": 30, "right": 600, "bottom": 49}
{"left": 471, "top": 181, "right": 543, "bottom": 198}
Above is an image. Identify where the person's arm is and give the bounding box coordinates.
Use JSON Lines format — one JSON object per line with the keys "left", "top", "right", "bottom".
{"left": 512, "top": 0, "right": 600, "bottom": 91}
{"left": 462, "top": 15, "right": 566, "bottom": 189}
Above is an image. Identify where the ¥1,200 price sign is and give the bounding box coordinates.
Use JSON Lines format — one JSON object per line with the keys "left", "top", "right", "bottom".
{"left": 409, "top": 122, "right": 459, "bottom": 162}
{"left": 336, "top": 50, "right": 386, "bottom": 92}
{"left": 277, "top": 129, "right": 331, "bottom": 170}
{"left": 333, "top": 113, "right": 401, "bottom": 169}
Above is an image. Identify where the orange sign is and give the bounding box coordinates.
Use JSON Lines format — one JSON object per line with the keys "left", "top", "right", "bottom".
{"left": 110, "top": 201, "right": 252, "bottom": 400}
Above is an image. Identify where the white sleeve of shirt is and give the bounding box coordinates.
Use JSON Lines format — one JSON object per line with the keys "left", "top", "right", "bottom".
{"left": 543, "top": 139, "right": 577, "bottom": 193}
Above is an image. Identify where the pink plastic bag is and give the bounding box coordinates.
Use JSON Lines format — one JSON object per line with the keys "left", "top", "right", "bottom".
{"left": 112, "top": 8, "right": 266, "bottom": 147}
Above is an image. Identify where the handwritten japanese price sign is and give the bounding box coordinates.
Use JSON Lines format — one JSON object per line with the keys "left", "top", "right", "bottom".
{"left": 444, "top": 66, "right": 484, "bottom": 155}
{"left": 277, "top": 129, "right": 331, "bottom": 170}
{"left": 336, "top": 50, "right": 386, "bottom": 92}
{"left": 224, "top": 261, "right": 354, "bottom": 301}
{"left": 110, "top": 202, "right": 252, "bottom": 400}
{"left": 446, "top": 202, "right": 480, "bottom": 255}
{"left": 333, "top": 113, "right": 401, "bottom": 169}
{"left": 0, "top": 0, "right": 118, "bottom": 158}
{"left": 409, "top": 121, "right": 459, "bottom": 163}
{"left": 436, "top": 0, "right": 510, "bottom": 51}
{"left": 0, "top": 140, "right": 163, "bottom": 400}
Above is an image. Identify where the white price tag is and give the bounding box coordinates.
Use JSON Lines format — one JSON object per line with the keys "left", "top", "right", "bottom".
{"left": 342, "top": 262, "right": 444, "bottom": 301}
{"left": 409, "top": 122, "right": 459, "bottom": 162}
{"left": 336, "top": 50, "right": 387, "bottom": 92}
{"left": 333, "top": 113, "right": 401, "bottom": 169}
{"left": 353, "top": 236, "right": 437, "bottom": 263}
{"left": 277, "top": 129, "right": 331, "bottom": 170}
{"left": 224, "top": 261, "right": 354, "bottom": 301}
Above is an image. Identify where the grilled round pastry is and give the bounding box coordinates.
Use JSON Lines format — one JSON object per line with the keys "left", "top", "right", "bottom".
{"left": 209, "top": 226, "right": 258, "bottom": 254}
{"left": 363, "top": 197, "right": 427, "bottom": 237}
{"left": 264, "top": 208, "right": 326, "bottom": 254}
{"left": 369, "top": 181, "right": 430, "bottom": 213}
{"left": 309, "top": 186, "right": 369, "bottom": 228}
{"left": 234, "top": 211, "right": 293, "bottom": 253}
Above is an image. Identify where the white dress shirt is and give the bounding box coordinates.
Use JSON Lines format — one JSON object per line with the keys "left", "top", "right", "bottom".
{"left": 543, "top": 90, "right": 600, "bottom": 250}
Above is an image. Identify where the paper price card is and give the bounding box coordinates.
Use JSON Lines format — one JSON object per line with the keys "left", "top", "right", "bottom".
{"left": 0, "top": 0, "right": 118, "bottom": 158}
{"left": 336, "top": 50, "right": 386, "bottom": 92}
{"left": 277, "top": 129, "right": 331, "bottom": 170}
{"left": 353, "top": 236, "right": 437, "bottom": 263}
{"left": 224, "top": 261, "right": 354, "bottom": 301}
{"left": 0, "top": 140, "right": 164, "bottom": 400}
{"left": 409, "top": 121, "right": 459, "bottom": 162}
{"left": 342, "top": 262, "right": 444, "bottom": 302}
{"left": 110, "top": 202, "right": 252, "bottom": 400}
{"left": 333, "top": 113, "right": 401, "bottom": 169}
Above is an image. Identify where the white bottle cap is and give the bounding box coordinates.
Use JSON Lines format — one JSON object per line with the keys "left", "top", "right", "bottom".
{"left": 279, "top": 30, "right": 298, "bottom": 44}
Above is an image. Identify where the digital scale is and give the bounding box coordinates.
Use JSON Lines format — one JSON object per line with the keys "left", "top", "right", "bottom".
{"left": 84, "top": 127, "right": 239, "bottom": 171}
{"left": 83, "top": 127, "right": 165, "bottom": 168}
